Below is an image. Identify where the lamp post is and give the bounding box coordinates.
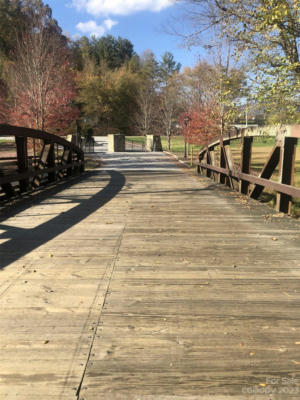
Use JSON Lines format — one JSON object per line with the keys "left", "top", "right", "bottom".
{"left": 183, "top": 115, "right": 191, "bottom": 159}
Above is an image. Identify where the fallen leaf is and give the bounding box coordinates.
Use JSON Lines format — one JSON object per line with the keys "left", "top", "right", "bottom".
{"left": 249, "top": 352, "right": 255, "bottom": 356}
{"left": 272, "top": 237, "right": 278, "bottom": 241}
{"left": 259, "top": 383, "right": 266, "bottom": 387}
{"left": 273, "top": 213, "right": 285, "bottom": 218}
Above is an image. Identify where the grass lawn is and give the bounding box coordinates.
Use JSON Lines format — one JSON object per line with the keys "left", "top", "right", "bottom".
{"left": 0, "top": 140, "right": 14, "bottom": 144}
{"left": 126, "top": 135, "right": 203, "bottom": 158}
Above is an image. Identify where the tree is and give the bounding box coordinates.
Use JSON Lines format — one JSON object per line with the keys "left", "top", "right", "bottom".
{"left": 135, "top": 50, "right": 159, "bottom": 136}
{"left": 77, "top": 61, "right": 139, "bottom": 135}
{"left": 88, "top": 35, "right": 135, "bottom": 69}
{"left": 179, "top": 103, "right": 220, "bottom": 146}
{"left": 181, "top": 50, "right": 246, "bottom": 141}
{"left": 159, "top": 51, "right": 181, "bottom": 85}
{"left": 0, "top": 80, "right": 8, "bottom": 123}
{"left": 159, "top": 73, "right": 183, "bottom": 149}
{"left": 182, "top": 62, "right": 218, "bottom": 109}
{"left": 179, "top": 0, "right": 300, "bottom": 123}
{"left": 7, "top": 0, "right": 78, "bottom": 132}
{"left": 0, "top": 0, "right": 23, "bottom": 59}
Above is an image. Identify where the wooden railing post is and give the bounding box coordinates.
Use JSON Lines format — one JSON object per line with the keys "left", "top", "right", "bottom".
{"left": 224, "top": 143, "right": 234, "bottom": 189}
{"left": 219, "top": 141, "right": 226, "bottom": 184}
{"left": 239, "top": 136, "right": 253, "bottom": 194}
{"left": 15, "top": 136, "right": 29, "bottom": 192}
{"left": 210, "top": 150, "right": 216, "bottom": 180}
{"left": 276, "top": 137, "right": 297, "bottom": 214}
{"left": 206, "top": 150, "right": 212, "bottom": 178}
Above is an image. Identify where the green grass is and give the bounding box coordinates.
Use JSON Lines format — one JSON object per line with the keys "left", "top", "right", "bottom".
{"left": 126, "top": 135, "right": 203, "bottom": 157}
{"left": 126, "top": 136, "right": 146, "bottom": 145}
{"left": 0, "top": 139, "right": 14, "bottom": 144}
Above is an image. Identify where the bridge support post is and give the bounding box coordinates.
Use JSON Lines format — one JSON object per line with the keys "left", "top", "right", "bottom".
{"left": 224, "top": 144, "right": 234, "bottom": 189}
{"left": 250, "top": 146, "right": 281, "bottom": 199}
{"left": 206, "top": 150, "right": 212, "bottom": 178}
{"left": 239, "top": 136, "right": 253, "bottom": 195}
{"left": 47, "top": 144, "right": 56, "bottom": 183}
{"left": 15, "top": 136, "right": 29, "bottom": 192}
{"left": 219, "top": 143, "right": 226, "bottom": 184}
{"left": 276, "top": 137, "right": 297, "bottom": 214}
{"left": 210, "top": 150, "right": 216, "bottom": 180}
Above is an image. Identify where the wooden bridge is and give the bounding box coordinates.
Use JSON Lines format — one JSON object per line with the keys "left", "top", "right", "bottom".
{"left": 0, "top": 127, "right": 300, "bottom": 399}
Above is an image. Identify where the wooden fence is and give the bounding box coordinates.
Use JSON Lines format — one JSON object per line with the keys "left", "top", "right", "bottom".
{"left": 0, "top": 124, "right": 84, "bottom": 201}
{"left": 198, "top": 125, "right": 300, "bottom": 214}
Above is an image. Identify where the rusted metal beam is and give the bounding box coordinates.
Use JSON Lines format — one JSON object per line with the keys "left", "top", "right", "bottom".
{"left": 47, "top": 144, "right": 56, "bottom": 183}
{"left": 61, "top": 147, "right": 73, "bottom": 177}
{"left": 276, "top": 137, "right": 298, "bottom": 213}
{"left": 0, "top": 125, "right": 85, "bottom": 202}
{"left": 0, "top": 124, "right": 83, "bottom": 156}
{"left": 0, "top": 161, "right": 84, "bottom": 186}
{"left": 0, "top": 169, "right": 15, "bottom": 198}
{"left": 33, "top": 143, "right": 52, "bottom": 187}
{"left": 15, "top": 136, "right": 29, "bottom": 192}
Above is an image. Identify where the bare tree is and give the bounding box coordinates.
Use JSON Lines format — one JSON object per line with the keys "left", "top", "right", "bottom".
{"left": 159, "top": 73, "right": 183, "bottom": 150}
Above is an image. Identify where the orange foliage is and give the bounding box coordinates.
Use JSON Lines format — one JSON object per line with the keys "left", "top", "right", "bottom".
{"left": 179, "top": 101, "right": 220, "bottom": 146}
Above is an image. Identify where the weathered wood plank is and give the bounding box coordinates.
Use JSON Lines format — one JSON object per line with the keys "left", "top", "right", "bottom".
{"left": 0, "top": 147, "right": 299, "bottom": 399}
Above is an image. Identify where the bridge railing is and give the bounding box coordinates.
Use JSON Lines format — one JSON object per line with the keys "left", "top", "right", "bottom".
{"left": 0, "top": 124, "right": 84, "bottom": 201}
{"left": 198, "top": 125, "right": 300, "bottom": 214}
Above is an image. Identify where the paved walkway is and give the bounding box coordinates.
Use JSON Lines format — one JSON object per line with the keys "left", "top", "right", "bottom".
{"left": 0, "top": 138, "right": 300, "bottom": 399}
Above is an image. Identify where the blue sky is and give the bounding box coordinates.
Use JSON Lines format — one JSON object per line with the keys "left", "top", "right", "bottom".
{"left": 45, "top": 0, "right": 203, "bottom": 69}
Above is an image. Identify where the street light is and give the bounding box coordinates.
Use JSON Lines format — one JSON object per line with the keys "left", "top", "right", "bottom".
{"left": 183, "top": 115, "right": 191, "bottom": 159}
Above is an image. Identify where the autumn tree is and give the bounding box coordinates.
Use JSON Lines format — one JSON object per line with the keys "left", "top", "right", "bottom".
{"left": 179, "top": 0, "right": 300, "bottom": 123}
{"left": 6, "top": 0, "right": 78, "bottom": 132}
{"left": 179, "top": 51, "right": 245, "bottom": 146}
{"left": 179, "top": 102, "right": 220, "bottom": 146}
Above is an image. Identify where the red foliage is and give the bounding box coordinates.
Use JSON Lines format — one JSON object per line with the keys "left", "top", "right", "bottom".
{"left": 9, "top": 41, "right": 78, "bottom": 133}
{"left": 179, "top": 102, "right": 221, "bottom": 146}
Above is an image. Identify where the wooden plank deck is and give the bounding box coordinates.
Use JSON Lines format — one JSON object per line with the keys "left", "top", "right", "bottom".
{"left": 0, "top": 145, "right": 300, "bottom": 399}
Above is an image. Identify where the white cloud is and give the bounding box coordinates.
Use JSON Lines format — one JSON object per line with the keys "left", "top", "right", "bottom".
{"left": 104, "top": 18, "right": 118, "bottom": 30}
{"left": 76, "top": 19, "right": 117, "bottom": 37}
{"left": 71, "top": 0, "right": 174, "bottom": 16}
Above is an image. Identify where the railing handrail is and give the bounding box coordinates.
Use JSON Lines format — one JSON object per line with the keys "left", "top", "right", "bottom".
{"left": 0, "top": 124, "right": 83, "bottom": 156}
{"left": 0, "top": 124, "right": 85, "bottom": 201}
{"left": 197, "top": 125, "right": 300, "bottom": 214}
